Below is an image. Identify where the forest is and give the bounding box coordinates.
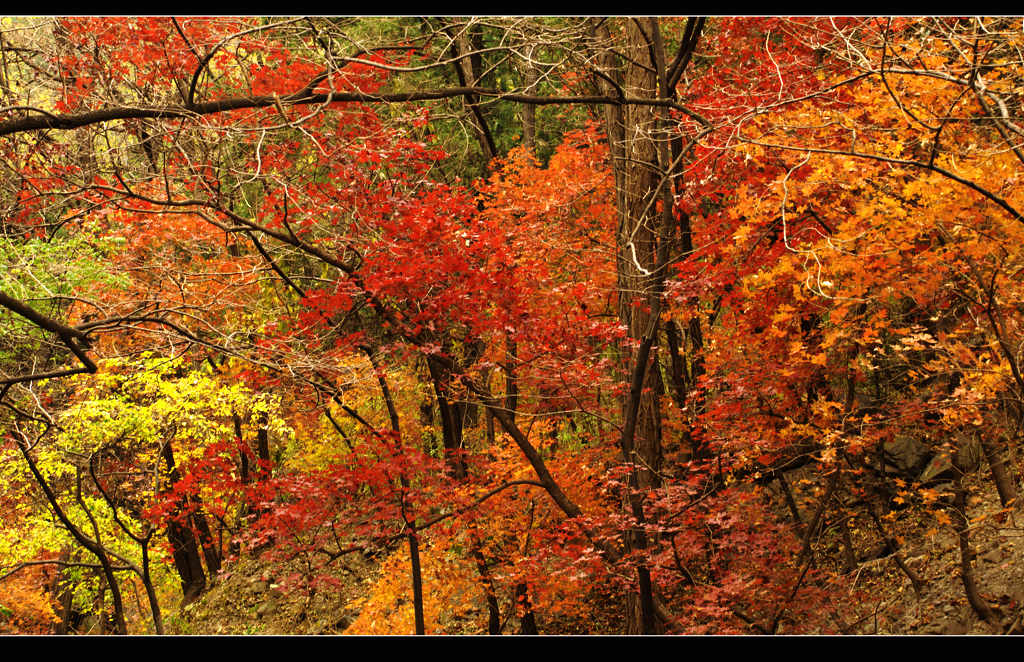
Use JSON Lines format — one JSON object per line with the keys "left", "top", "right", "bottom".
{"left": 1, "top": 16, "right": 1024, "bottom": 636}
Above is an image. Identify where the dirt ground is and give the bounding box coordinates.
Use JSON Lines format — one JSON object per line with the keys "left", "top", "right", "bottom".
{"left": 164, "top": 553, "right": 376, "bottom": 635}
{"left": 165, "top": 468, "right": 1024, "bottom": 636}
{"left": 836, "top": 471, "right": 1024, "bottom": 635}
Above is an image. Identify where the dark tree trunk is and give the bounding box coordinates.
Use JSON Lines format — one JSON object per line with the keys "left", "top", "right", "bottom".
{"left": 515, "top": 582, "right": 539, "bottom": 634}
{"left": 471, "top": 543, "right": 501, "bottom": 634}
{"left": 978, "top": 431, "right": 1018, "bottom": 508}
{"left": 52, "top": 548, "right": 75, "bottom": 634}
{"left": 592, "top": 17, "right": 680, "bottom": 634}
{"left": 191, "top": 508, "right": 221, "bottom": 579}
{"left": 366, "top": 348, "right": 425, "bottom": 635}
{"left": 427, "top": 357, "right": 468, "bottom": 479}
{"left": 230, "top": 412, "right": 251, "bottom": 557}
{"left": 17, "top": 442, "right": 128, "bottom": 634}
{"left": 166, "top": 516, "right": 207, "bottom": 605}
{"left": 161, "top": 440, "right": 207, "bottom": 604}
{"left": 485, "top": 408, "right": 496, "bottom": 445}
{"left": 447, "top": 22, "right": 497, "bottom": 165}
{"left": 867, "top": 499, "right": 925, "bottom": 594}
{"left": 505, "top": 338, "right": 519, "bottom": 424}
{"left": 256, "top": 414, "right": 271, "bottom": 470}
{"left": 951, "top": 454, "right": 997, "bottom": 623}
{"left": 408, "top": 527, "right": 425, "bottom": 635}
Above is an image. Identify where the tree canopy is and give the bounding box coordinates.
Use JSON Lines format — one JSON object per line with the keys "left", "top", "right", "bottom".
{"left": 2, "top": 16, "right": 1024, "bottom": 635}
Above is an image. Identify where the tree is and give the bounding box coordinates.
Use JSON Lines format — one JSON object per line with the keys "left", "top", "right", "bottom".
{"left": 4, "top": 16, "right": 1024, "bottom": 635}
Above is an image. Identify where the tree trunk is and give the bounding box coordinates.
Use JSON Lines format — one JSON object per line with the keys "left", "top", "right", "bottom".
{"left": 978, "top": 431, "right": 1018, "bottom": 508}
{"left": 52, "top": 548, "right": 75, "bottom": 634}
{"left": 447, "top": 21, "right": 497, "bottom": 165}
{"left": 427, "top": 357, "right": 468, "bottom": 479}
{"left": 515, "top": 582, "right": 539, "bottom": 634}
{"left": 190, "top": 508, "right": 221, "bottom": 580}
{"left": 161, "top": 440, "right": 207, "bottom": 604}
{"left": 470, "top": 533, "right": 502, "bottom": 634}
{"left": 166, "top": 516, "right": 207, "bottom": 606}
{"left": 367, "top": 348, "right": 426, "bottom": 635}
{"left": 591, "top": 16, "right": 675, "bottom": 635}
{"left": 520, "top": 42, "right": 539, "bottom": 154}
{"left": 951, "top": 467, "right": 997, "bottom": 623}
{"left": 17, "top": 441, "right": 128, "bottom": 634}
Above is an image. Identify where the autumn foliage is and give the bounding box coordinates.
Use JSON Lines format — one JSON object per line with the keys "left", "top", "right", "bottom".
{"left": 2, "top": 16, "right": 1024, "bottom": 635}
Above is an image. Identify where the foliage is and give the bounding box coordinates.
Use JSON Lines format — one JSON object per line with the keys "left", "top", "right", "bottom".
{"left": 3, "top": 16, "right": 1024, "bottom": 636}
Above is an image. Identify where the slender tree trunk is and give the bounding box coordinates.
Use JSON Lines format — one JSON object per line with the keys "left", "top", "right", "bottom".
{"left": 839, "top": 514, "right": 857, "bottom": 574}
{"left": 161, "top": 440, "right": 207, "bottom": 604}
{"left": 664, "top": 320, "right": 689, "bottom": 408}
{"left": 505, "top": 336, "right": 519, "bottom": 424}
{"left": 367, "top": 348, "right": 426, "bottom": 634}
{"left": 520, "top": 42, "right": 539, "bottom": 155}
{"left": 256, "top": 413, "right": 271, "bottom": 470}
{"left": 867, "top": 500, "right": 925, "bottom": 595}
{"left": 777, "top": 471, "right": 804, "bottom": 534}
{"left": 951, "top": 467, "right": 996, "bottom": 623}
{"left": 516, "top": 501, "right": 539, "bottom": 634}
{"left": 230, "top": 412, "right": 250, "bottom": 557}
{"left": 52, "top": 548, "right": 74, "bottom": 634}
{"left": 470, "top": 530, "right": 502, "bottom": 634}
{"left": 978, "top": 431, "right": 1018, "bottom": 508}
{"left": 407, "top": 524, "right": 425, "bottom": 635}
{"left": 17, "top": 441, "right": 128, "bottom": 634}
{"left": 447, "top": 21, "right": 496, "bottom": 165}
{"left": 138, "top": 541, "right": 164, "bottom": 634}
{"left": 485, "top": 408, "right": 496, "bottom": 445}
{"left": 427, "top": 357, "right": 468, "bottom": 479}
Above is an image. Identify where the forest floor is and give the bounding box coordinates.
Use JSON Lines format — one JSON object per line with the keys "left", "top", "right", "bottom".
{"left": 837, "top": 469, "right": 1024, "bottom": 635}
{"left": 163, "top": 552, "right": 376, "bottom": 635}
{"left": 163, "top": 468, "right": 1024, "bottom": 636}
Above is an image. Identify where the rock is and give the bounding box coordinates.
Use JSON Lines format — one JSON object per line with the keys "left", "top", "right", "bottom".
{"left": 922, "top": 616, "right": 968, "bottom": 635}
{"left": 942, "top": 618, "right": 968, "bottom": 635}
{"left": 918, "top": 434, "right": 983, "bottom": 483}
{"left": 920, "top": 453, "right": 954, "bottom": 483}
{"left": 334, "top": 612, "right": 355, "bottom": 631}
{"left": 884, "top": 436, "right": 930, "bottom": 476}
{"left": 857, "top": 542, "right": 894, "bottom": 563}
{"left": 980, "top": 548, "right": 1004, "bottom": 564}
{"left": 256, "top": 599, "right": 278, "bottom": 618}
